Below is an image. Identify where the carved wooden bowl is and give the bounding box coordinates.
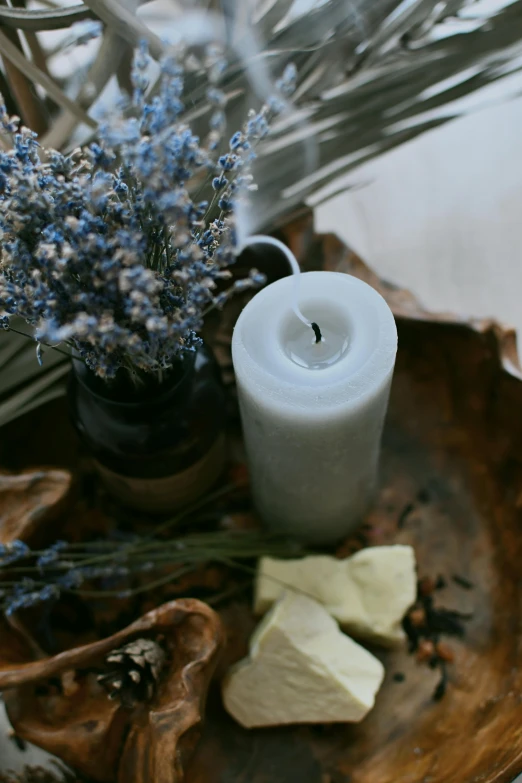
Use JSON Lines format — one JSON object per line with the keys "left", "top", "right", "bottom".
{"left": 191, "top": 216, "right": 522, "bottom": 783}
{"left": 1, "top": 214, "right": 522, "bottom": 783}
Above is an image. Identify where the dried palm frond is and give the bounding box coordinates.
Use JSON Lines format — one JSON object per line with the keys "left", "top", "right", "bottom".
{"left": 0, "top": 0, "right": 520, "bottom": 197}
{"left": 214, "top": 0, "right": 522, "bottom": 226}
{"left": 0, "top": 0, "right": 521, "bottom": 424}
{"left": 0, "top": 321, "right": 69, "bottom": 428}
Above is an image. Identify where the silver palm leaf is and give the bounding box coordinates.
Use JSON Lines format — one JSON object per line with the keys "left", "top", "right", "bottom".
{"left": 1, "top": 0, "right": 521, "bottom": 425}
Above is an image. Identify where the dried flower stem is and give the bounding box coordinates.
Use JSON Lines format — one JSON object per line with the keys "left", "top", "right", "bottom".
{"left": 0, "top": 510, "right": 302, "bottom": 614}
{"left": 4, "top": 325, "right": 78, "bottom": 362}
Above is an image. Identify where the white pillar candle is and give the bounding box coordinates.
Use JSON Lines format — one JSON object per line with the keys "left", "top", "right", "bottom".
{"left": 231, "top": 254, "right": 397, "bottom": 544}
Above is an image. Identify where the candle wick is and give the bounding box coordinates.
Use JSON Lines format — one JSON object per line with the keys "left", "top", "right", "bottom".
{"left": 311, "top": 322, "right": 322, "bottom": 343}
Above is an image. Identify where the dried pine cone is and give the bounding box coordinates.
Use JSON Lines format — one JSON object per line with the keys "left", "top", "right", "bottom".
{"left": 97, "top": 637, "right": 165, "bottom": 709}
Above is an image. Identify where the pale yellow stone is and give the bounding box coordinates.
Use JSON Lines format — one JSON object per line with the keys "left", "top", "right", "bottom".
{"left": 222, "top": 592, "right": 385, "bottom": 728}
{"left": 254, "top": 545, "right": 416, "bottom": 645}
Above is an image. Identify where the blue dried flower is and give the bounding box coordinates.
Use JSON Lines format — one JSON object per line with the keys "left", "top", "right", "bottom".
{"left": 207, "top": 87, "right": 226, "bottom": 107}
{"left": 88, "top": 142, "right": 115, "bottom": 170}
{"left": 218, "top": 193, "right": 233, "bottom": 212}
{"left": 249, "top": 268, "right": 266, "bottom": 286}
{"left": 58, "top": 570, "right": 85, "bottom": 589}
{"left": 5, "top": 582, "right": 61, "bottom": 616}
{"left": 229, "top": 131, "right": 249, "bottom": 151}
{"left": 36, "top": 540, "right": 67, "bottom": 570}
{"left": 246, "top": 110, "right": 269, "bottom": 140}
{"left": 234, "top": 269, "right": 266, "bottom": 292}
{"left": 210, "top": 110, "right": 225, "bottom": 132}
{"left": 213, "top": 291, "right": 229, "bottom": 309}
{"left": 0, "top": 540, "right": 30, "bottom": 566}
{"left": 212, "top": 173, "right": 228, "bottom": 191}
{"left": 276, "top": 63, "right": 298, "bottom": 96}
{"left": 218, "top": 153, "right": 240, "bottom": 171}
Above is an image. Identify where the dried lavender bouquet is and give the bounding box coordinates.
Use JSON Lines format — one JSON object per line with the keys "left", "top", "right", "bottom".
{"left": 0, "top": 44, "right": 295, "bottom": 382}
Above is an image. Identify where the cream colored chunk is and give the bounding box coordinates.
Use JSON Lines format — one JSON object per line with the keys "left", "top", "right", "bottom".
{"left": 222, "top": 592, "right": 384, "bottom": 728}
{"left": 254, "top": 545, "right": 416, "bottom": 645}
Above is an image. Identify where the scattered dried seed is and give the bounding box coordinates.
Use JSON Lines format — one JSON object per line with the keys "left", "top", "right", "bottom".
{"left": 404, "top": 573, "right": 471, "bottom": 701}
{"left": 409, "top": 607, "right": 426, "bottom": 627}
{"left": 435, "top": 641, "right": 455, "bottom": 663}
{"left": 418, "top": 576, "right": 436, "bottom": 597}
{"left": 416, "top": 639, "right": 435, "bottom": 663}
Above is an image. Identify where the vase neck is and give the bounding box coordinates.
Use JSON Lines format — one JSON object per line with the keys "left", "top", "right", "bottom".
{"left": 72, "top": 352, "right": 196, "bottom": 407}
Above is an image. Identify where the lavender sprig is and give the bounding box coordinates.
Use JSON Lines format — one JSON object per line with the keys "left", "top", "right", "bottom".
{"left": 0, "top": 483, "right": 301, "bottom": 616}
{"left": 0, "top": 530, "right": 300, "bottom": 615}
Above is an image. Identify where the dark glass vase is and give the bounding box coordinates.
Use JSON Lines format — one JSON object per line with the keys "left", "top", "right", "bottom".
{"left": 69, "top": 344, "right": 226, "bottom": 513}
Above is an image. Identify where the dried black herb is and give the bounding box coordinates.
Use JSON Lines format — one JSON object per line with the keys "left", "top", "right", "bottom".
{"left": 434, "top": 575, "right": 447, "bottom": 590}
{"left": 397, "top": 503, "right": 414, "bottom": 529}
{"left": 423, "top": 598, "right": 470, "bottom": 637}
{"left": 433, "top": 662, "right": 449, "bottom": 702}
{"left": 8, "top": 731, "right": 26, "bottom": 752}
{"left": 417, "top": 488, "right": 431, "bottom": 504}
{"left": 403, "top": 574, "right": 472, "bottom": 701}
{"left": 452, "top": 574, "right": 474, "bottom": 590}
